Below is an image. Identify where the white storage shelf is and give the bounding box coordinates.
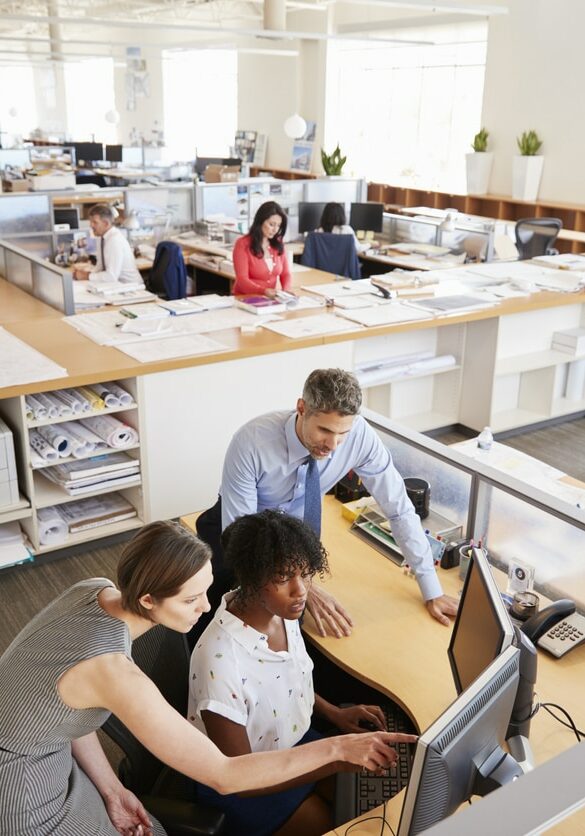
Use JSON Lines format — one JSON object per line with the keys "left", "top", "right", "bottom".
{"left": 31, "top": 444, "right": 140, "bottom": 471}
{"left": 0, "top": 378, "right": 143, "bottom": 563}
{"left": 28, "top": 402, "right": 137, "bottom": 429}
{"left": 495, "top": 350, "right": 582, "bottom": 376}
{"left": 33, "top": 471, "right": 142, "bottom": 509}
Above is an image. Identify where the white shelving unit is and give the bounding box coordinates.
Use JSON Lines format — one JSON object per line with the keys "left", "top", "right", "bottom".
{"left": 354, "top": 323, "right": 466, "bottom": 432}
{"left": 0, "top": 377, "right": 143, "bottom": 566}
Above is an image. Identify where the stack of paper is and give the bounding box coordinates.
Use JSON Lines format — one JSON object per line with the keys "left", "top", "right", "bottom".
{"left": 56, "top": 493, "right": 138, "bottom": 533}
{"left": 38, "top": 452, "right": 140, "bottom": 496}
{"left": 0, "top": 522, "right": 32, "bottom": 568}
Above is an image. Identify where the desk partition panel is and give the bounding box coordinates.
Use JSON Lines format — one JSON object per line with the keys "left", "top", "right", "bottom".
{"left": 366, "top": 408, "right": 585, "bottom": 610}
{"left": 0, "top": 238, "right": 74, "bottom": 314}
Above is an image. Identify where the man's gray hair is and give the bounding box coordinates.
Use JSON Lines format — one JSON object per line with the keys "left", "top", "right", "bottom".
{"left": 302, "top": 368, "right": 362, "bottom": 416}
{"left": 88, "top": 204, "right": 114, "bottom": 222}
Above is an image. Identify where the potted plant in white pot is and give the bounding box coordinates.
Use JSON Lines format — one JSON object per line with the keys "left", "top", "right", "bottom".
{"left": 321, "top": 144, "right": 346, "bottom": 176}
{"left": 466, "top": 127, "right": 493, "bottom": 195}
{"left": 513, "top": 130, "right": 544, "bottom": 201}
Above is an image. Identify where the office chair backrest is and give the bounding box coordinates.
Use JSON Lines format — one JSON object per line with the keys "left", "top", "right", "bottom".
{"left": 149, "top": 241, "right": 187, "bottom": 299}
{"left": 301, "top": 231, "right": 361, "bottom": 279}
{"left": 103, "top": 625, "right": 191, "bottom": 794}
{"left": 515, "top": 217, "right": 562, "bottom": 260}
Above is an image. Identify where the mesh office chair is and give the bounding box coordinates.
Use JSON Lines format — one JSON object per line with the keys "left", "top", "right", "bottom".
{"left": 102, "top": 625, "right": 226, "bottom": 836}
{"left": 301, "top": 232, "right": 361, "bottom": 279}
{"left": 515, "top": 217, "right": 562, "bottom": 260}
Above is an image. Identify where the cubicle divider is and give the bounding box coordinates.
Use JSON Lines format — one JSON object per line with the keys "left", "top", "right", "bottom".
{"left": 366, "top": 408, "right": 585, "bottom": 610}
{"left": 0, "top": 238, "right": 74, "bottom": 315}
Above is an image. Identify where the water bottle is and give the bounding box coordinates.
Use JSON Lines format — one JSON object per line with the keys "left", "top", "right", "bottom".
{"left": 477, "top": 426, "right": 493, "bottom": 451}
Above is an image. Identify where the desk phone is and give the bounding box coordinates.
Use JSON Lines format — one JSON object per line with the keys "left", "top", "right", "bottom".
{"left": 537, "top": 611, "right": 585, "bottom": 658}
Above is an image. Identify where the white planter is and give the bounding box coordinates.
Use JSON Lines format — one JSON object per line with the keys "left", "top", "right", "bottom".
{"left": 512, "top": 155, "right": 544, "bottom": 202}
{"left": 465, "top": 152, "right": 493, "bottom": 195}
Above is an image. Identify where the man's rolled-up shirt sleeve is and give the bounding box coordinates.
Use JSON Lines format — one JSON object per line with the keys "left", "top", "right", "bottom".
{"left": 352, "top": 425, "right": 443, "bottom": 601}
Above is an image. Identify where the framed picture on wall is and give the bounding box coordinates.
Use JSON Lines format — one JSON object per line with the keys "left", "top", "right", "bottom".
{"left": 290, "top": 141, "right": 313, "bottom": 172}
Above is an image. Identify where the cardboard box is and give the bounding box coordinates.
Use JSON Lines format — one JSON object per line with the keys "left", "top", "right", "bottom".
{"left": 28, "top": 173, "right": 76, "bottom": 191}
{"left": 204, "top": 164, "right": 240, "bottom": 183}
{"left": 1, "top": 178, "right": 29, "bottom": 192}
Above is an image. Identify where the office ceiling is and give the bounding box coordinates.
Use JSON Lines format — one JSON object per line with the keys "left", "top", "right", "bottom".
{"left": 0, "top": 0, "right": 507, "bottom": 63}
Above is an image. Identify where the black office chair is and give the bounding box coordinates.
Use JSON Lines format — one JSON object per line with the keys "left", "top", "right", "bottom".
{"left": 75, "top": 172, "right": 108, "bottom": 188}
{"left": 301, "top": 232, "right": 361, "bottom": 279}
{"left": 102, "top": 625, "right": 226, "bottom": 836}
{"left": 515, "top": 217, "right": 562, "bottom": 260}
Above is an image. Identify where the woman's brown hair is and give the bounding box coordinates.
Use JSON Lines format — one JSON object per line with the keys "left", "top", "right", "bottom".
{"left": 117, "top": 520, "right": 211, "bottom": 618}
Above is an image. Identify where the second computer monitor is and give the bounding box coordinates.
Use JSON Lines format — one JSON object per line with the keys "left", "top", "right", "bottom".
{"left": 105, "top": 144, "right": 123, "bottom": 163}
{"left": 73, "top": 142, "right": 104, "bottom": 164}
{"left": 53, "top": 207, "right": 80, "bottom": 230}
{"left": 349, "top": 202, "right": 384, "bottom": 234}
{"left": 448, "top": 547, "right": 515, "bottom": 694}
{"left": 298, "top": 202, "right": 327, "bottom": 234}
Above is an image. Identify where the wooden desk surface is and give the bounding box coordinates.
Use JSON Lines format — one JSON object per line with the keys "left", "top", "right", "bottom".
{"left": 0, "top": 277, "right": 63, "bottom": 325}
{"left": 309, "top": 497, "right": 585, "bottom": 835}
{"left": 1, "top": 270, "right": 585, "bottom": 400}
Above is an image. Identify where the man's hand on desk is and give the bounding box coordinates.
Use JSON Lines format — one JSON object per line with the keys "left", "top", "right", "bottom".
{"left": 425, "top": 594, "right": 459, "bottom": 626}
{"left": 306, "top": 585, "right": 353, "bottom": 638}
{"left": 73, "top": 265, "right": 94, "bottom": 280}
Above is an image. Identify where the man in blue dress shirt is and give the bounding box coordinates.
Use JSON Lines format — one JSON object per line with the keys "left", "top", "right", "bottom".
{"left": 198, "top": 368, "right": 458, "bottom": 639}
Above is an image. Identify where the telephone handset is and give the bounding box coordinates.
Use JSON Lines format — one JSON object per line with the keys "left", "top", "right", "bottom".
{"left": 521, "top": 599, "right": 585, "bottom": 658}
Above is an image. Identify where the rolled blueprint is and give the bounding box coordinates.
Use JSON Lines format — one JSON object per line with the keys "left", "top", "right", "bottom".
{"left": 53, "top": 390, "right": 83, "bottom": 415}
{"left": 61, "top": 421, "right": 108, "bottom": 455}
{"left": 29, "top": 430, "right": 59, "bottom": 463}
{"left": 89, "top": 382, "right": 122, "bottom": 408}
{"left": 104, "top": 382, "right": 134, "bottom": 407}
{"left": 25, "top": 395, "right": 48, "bottom": 422}
{"left": 36, "top": 424, "right": 72, "bottom": 458}
{"left": 37, "top": 506, "right": 68, "bottom": 546}
{"left": 32, "top": 392, "right": 60, "bottom": 419}
{"left": 80, "top": 415, "right": 139, "bottom": 448}
{"left": 77, "top": 386, "right": 105, "bottom": 411}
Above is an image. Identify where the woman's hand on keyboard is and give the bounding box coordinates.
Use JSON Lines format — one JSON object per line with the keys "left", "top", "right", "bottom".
{"left": 337, "top": 732, "right": 418, "bottom": 772}
{"left": 333, "top": 703, "right": 386, "bottom": 734}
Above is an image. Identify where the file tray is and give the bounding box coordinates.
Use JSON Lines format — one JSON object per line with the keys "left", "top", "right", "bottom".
{"left": 350, "top": 504, "right": 462, "bottom": 566}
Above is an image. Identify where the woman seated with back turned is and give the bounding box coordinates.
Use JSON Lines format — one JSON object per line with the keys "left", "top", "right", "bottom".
{"left": 189, "top": 510, "right": 415, "bottom": 836}
{"left": 0, "top": 520, "right": 403, "bottom": 836}
{"left": 317, "top": 202, "right": 370, "bottom": 253}
{"left": 232, "top": 200, "right": 292, "bottom": 297}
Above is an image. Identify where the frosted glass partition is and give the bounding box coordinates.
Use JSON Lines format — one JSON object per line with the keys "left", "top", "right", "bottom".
{"left": 482, "top": 488, "right": 585, "bottom": 608}
{"left": 365, "top": 408, "right": 585, "bottom": 610}
{"left": 304, "top": 178, "right": 364, "bottom": 204}
{"left": 0, "top": 193, "right": 52, "bottom": 235}
{"left": 0, "top": 238, "right": 73, "bottom": 314}
{"left": 369, "top": 414, "right": 471, "bottom": 533}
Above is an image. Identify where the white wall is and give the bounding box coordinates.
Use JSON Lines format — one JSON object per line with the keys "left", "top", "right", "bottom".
{"left": 482, "top": 0, "right": 585, "bottom": 203}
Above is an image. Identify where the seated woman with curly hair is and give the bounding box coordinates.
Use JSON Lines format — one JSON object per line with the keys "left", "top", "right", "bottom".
{"left": 188, "top": 510, "right": 414, "bottom": 836}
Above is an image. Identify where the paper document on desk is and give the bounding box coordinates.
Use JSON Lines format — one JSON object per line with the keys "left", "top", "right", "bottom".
{"left": 116, "top": 334, "right": 231, "bottom": 363}
{"left": 301, "top": 278, "right": 377, "bottom": 299}
{"left": 335, "top": 302, "right": 434, "bottom": 327}
{"left": 402, "top": 294, "right": 497, "bottom": 315}
{"left": 261, "top": 313, "right": 362, "bottom": 339}
{"left": 0, "top": 327, "right": 68, "bottom": 388}
{"left": 530, "top": 254, "right": 585, "bottom": 270}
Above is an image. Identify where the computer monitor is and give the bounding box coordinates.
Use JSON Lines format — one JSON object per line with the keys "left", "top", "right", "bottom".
{"left": 298, "top": 201, "right": 327, "bottom": 234}
{"left": 105, "top": 144, "right": 123, "bottom": 163}
{"left": 397, "top": 548, "right": 536, "bottom": 835}
{"left": 349, "top": 202, "right": 384, "bottom": 233}
{"left": 397, "top": 645, "right": 522, "bottom": 835}
{"left": 448, "top": 546, "right": 515, "bottom": 694}
{"left": 53, "top": 207, "right": 80, "bottom": 230}
{"left": 72, "top": 142, "right": 104, "bottom": 164}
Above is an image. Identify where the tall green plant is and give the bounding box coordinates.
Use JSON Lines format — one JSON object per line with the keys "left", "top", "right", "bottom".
{"left": 320, "top": 144, "right": 346, "bottom": 175}
{"left": 471, "top": 127, "right": 489, "bottom": 152}
{"left": 517, "top": 130, "right": 543, "bottom": 156}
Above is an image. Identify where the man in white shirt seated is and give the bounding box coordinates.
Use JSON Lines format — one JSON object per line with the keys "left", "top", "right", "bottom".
{"left": 72, "top": 204, "right": 144, "bottom": 285}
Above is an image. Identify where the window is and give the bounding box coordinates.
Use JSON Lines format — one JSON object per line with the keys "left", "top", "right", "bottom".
{"left": 0, "top": 66, "right": 38, "bottom": 143}
{"left": 162, "top": 49, "right": 237, "bottom": 161}
{"left": 325, "top": 22, "right": 487, "bottom": 192}
{"left": 64, "top": 58, "right": 117, "bottom": 145}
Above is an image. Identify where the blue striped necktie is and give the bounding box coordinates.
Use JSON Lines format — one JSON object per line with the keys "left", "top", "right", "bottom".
{"left": 303, "top": 457, "right": 322, "bottom": 536}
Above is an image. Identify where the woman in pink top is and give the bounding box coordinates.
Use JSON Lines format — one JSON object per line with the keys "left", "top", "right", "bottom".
{"left": 232, "top": 201, "right": 292, "bottom": 296}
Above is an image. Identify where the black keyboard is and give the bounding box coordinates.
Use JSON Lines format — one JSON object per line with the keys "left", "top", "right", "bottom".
{"left": 334, "top": 703, "right": 415, "bottom": 825}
